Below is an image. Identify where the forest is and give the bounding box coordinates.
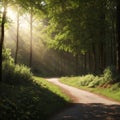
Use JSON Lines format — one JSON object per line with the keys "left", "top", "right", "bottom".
{"left": 0, "top": 0, "right": 120, "bottom": 78}
{"left": 0, "top": 0, "right": 120, "bottom": 120}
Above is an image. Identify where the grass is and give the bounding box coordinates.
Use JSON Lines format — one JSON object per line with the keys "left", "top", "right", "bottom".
{"left": 60, "top": 76, "right": 120, "bottom": 102}
{"left": 33, "top": 76, "right": 70, "bottom": 102}
{"left": 0, "top": 76, "right": 70, "bottom": 120}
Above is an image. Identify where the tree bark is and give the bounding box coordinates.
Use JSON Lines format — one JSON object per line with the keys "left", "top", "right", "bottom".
{"left": 116, "top": 0, "right": 120, "bottom": 72}
{"left": 84, "top": 53, "right": 87, "bottom": 74}
{"left": 0, "top": 4, "right": 7, "bottom": 82}
{"left": 88, "top": 51, "right": 91, "bottom": 73}
{"left": 99, "top": 1, "right": 106, "bottom": 73}
{"left": 111, "top": 9, "right": 116, "bottom": 66}
{"left": 99, "top": 43, "right": 105, "bottom": 73}
{"left": 75, "top": 54, "right": 79, "bottom": 75}
{"left": 92, "top": 44, "right": 96, "bottom": 73}
{"left": 29, "top": 7, "right": 33, "bottom": 68}
{"left": 15, "top": 7, "right": 20, "bottom": 64}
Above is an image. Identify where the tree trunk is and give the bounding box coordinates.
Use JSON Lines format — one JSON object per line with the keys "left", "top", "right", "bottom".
{"left": 29, "top": 7, "right": 33, "bottom": 68}
{"left": 75, "top": 54, "right": 79, "bottom": 75}
{"left": 99, "top": 2, "right": 106, "bottom": 73}
{"left": 111, "top": 9, "right": 116, "bottom": 66}
{"left": 88, "top": 51, "right": 91, "bottom": 73}
{"left": 99, "top": 43, "right": 105, "bottom": 73}
{"left": 84, "top": 53, "right": 87, "bottom": 74}
{"left": 92, "top": 44, "right": 96, "bottom": 73}
{"left": 116, "top": 0, "right": 120, "bottom": 72}
{"left": 0, "top": 4, "right": 7, "bottom": 82}
{"left": 15, "top": 7, "right": 20, "bottom": 64}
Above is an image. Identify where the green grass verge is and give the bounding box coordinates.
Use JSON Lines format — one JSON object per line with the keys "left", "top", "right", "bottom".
{"left": 0, "top": 76, "right": 70, "bottom": 120}
{"left": 60, "top": 77, "right": 120, "bottom": 102}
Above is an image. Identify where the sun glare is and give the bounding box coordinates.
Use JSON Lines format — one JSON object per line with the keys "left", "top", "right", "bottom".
{"left": 6, "top": 7, "right": 30, "bottom": 30}
{"left": 1, "top": 7, "right": 4, "bottom": 13}
{"left": 7, "top": 8, "right": 17, "bottom": 20}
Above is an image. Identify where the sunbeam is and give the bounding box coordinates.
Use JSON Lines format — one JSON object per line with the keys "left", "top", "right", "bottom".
{"left": 7, "top": 7, "right": 17, "bottom": 20}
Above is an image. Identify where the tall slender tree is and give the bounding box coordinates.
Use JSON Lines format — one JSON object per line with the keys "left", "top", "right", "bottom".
{"left": 29, "top": 6, "right": 33, "bottom": 68}
{"left": 0, "top": 0, "right": 8, "bottom": 81}
{"left": 16, "top": 0, "right": 43, "bottom": 68}
{"left": 116, "top": 0, "right": 120, "bottom": 72}
{"left": 15, "top": 6, "right": 20, "bottom": 64}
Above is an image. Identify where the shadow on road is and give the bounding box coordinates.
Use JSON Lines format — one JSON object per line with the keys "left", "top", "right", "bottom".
{"left": 50, "top": 103, "right": 120, "bottom": 120}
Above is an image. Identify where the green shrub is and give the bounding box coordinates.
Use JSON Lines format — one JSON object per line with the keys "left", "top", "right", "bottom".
{"left": 79, "top": 74, "right": 95, "bottom": 86}
{"left": 2, "top": 49, "right": 14, "bottom": 63}
{"left": 2, "top": 62, "right": 33, "bottom": 85}
{"left": 88, "top": 67, "right": 116, "bottom": 88}
{"left": 2, "top": 61, "right": 15, "bottom": 84}
{"left": 103, "top": 67, "right": 113, "bottom": 82}
{"left": 78, "top": 67, "right": 119, "bottom": 88}
{"left": 77, "top": 67, "right": 116, "bottom": 88}
{"left": 110, "top": 83, "right": 120, "bottom": 91}
{"left": 88, "top": 76, "right": 101, "bottom": 87}
{"left": 2, "top": 49, "right": 33, "bottom": 85}
{"left": 14, "top": 64, "right": 33, "bottom": 84}
{"left": 103, "top": 66, "right": 120, "bottom": 83}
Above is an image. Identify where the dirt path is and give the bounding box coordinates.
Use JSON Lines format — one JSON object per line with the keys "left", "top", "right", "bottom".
{"left": 46, "top": 78, "right": 120, "bottom": 120}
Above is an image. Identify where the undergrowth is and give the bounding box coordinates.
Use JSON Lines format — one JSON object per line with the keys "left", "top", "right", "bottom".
{"left": 0, "top": 49, "right": 70, "bottom": 120}
{"left": 0, "top": 77, "right": 70, "bottom": 120}
{"left": 60, "top": 67, "right": 120, "bottom": 101}
{"left": 2, "top": 49, "right": 32, "bottom": 84}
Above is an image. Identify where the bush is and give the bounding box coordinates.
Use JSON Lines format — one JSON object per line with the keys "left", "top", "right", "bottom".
{"left": 103, "top": 67, "right": 113, "bottom": 82}
{"left": 88, "top": 76, "right": 101, "bottom": 88}
{"left": 2, "top": 62, "right": 33, "bottom": 85}
{"left": 2, "top": 49, "right": 33, "bottom": 85}
{"left": 83, "top": 67, "right": 120, "bottom": 88}
{"left": 14, "top": 64, "right": 33, "bottom": 83}
{"left": 2, "top": 61, "right": 15, "bottom": 83}
{"left": 110, "top": 83, "right": 120, "bottom": 91}
{"left": 103, "top": 66, "right": 120, "bottom": 83}
{"left": 2, "top": 49, "right": 14, "bottom": 63}
{"left": 79, "top": 74, "right": 95, "bottom": 86}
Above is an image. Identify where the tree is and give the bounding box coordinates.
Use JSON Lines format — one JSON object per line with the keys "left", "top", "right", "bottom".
{"left": 0, "top": 0, "right": 8, "bottom": 81}
{"left": 16, "top": 0, "right": 43, "bottom": 68}
{"left": 15, "top": 6, "right": 20, "bottom": 64}
{"left": 116, "top": 0, "right": 120, "bottom": 72}
{"left": 45, "top": 0, "right": 115, "bottom": 75}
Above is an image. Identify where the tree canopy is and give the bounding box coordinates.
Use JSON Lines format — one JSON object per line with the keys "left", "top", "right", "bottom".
{"left": 0, "top": 0, "right": 120, "bottom": 77}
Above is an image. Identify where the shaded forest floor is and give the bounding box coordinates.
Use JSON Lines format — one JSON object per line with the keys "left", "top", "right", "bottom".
{"left": 0, "top": 76, "right": 71, "bottom": 120}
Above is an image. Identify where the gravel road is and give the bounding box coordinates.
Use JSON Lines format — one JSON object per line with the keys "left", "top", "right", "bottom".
{"left": 46, "top": 78, "right": 120, "bottom": 120}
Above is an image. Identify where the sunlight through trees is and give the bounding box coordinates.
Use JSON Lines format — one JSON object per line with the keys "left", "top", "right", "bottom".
{"left": 1, "top": 0, "right": 120, "bottom": 78}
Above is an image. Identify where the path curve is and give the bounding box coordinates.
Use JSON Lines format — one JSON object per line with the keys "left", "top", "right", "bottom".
{"left": 46, "top": 78, "right": 120, "bottom": 120}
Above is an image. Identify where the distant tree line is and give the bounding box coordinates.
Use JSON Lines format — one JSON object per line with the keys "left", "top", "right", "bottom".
{"left": 44, "top": 0, "right": 120, "bottom": 76}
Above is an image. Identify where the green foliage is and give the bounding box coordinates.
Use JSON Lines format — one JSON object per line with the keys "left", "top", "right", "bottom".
{"left": 87, "top": 67, "right": 116, "bottom": 88}
{"left": 45, "top": 0, "right": 110, "bottom": 56}
{"left": 88, "top": 67, "right": 120, "bottom": 88}
{"left": 14, "top": 64, "right": 33, "bottom": 83}
{"left": 2, "top": 60, "right": 15, "bottom": 83}
{"left": 2, "top": 61, "right": 33, "bottom": 84}
{"left": 2, "top": 49, "right": 14, "bottom": 63}
{"left": 1, "top": 49, "right": 70, "bottom": 120}
{"left": 88, "top": 76, "right": 103, "bottom": 88}
{"left": 2, "top": 49, "right": 32, "bottom": 84}
{"left": 61, "top": 66, "right": 120, "bottom": 88}
{"left": 110, "top": 83, "right": 120, "bottom": 92}
{"left": 0, "top": 77, "right": 70, "bottom": 120}
{"left": 78, "top": 74, "right": 95, "bottom": 86}
{"left": 103, "top": 67, "right": 113, "bottom": 82}
{"left": 105, "top": 66, "right": 120, "bottom": 83}
{"left": 60, "top": 70, "right": 120, "bottom": 101}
